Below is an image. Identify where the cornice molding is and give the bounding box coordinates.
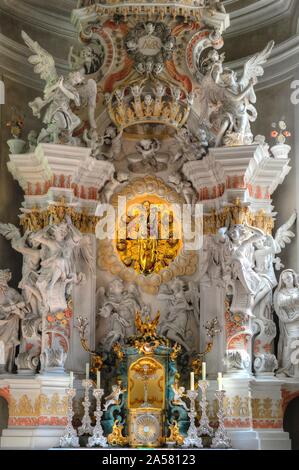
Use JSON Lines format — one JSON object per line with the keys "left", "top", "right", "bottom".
{"left": 0, "top": 0, "right": 77, "bottom": 38}
{"left": 224, "top": 0, "right": 295, "bottom": 38}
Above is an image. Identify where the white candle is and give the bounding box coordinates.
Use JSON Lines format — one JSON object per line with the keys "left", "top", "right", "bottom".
{"left": 217, "top": 372, "right": 223, "bottom": 391}
{"left": 86, "top": 363, "right": 89, "bottom": 380}
{"left": 70, "top": 371, "right": 74, "bottom": 388}
{"left": 97, "top": 370, "right": 101, "bottom": 389}
{"left": 202, "top": 362, "right": 206, "bottom": 381}
{"left": 190, "top": 372, "right": 195, "bottom": 391}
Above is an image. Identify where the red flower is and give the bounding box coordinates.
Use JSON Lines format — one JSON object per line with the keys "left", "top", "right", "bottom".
{"left": 283, "top": 131, "right": 291, "bottom": 137}
{"left": 271, "top": 131, "right": 278, "bottom": 138}
{"left": 64, "top": 308, "right": 73, "bottom": 319}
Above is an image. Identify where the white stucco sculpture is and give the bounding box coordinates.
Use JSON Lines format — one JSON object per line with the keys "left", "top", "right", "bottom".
{"left": 97, "top": 279, "right": 143, "bottom": 350}
{"left": 22, "top": 31, "right": 98, "bottom": 144}
{"left": 197, "top": 41, "right": 274, "bottom": 146}
{"left": 33, "top": 218, "right": 92, "bottom": 313}
{"left": 158, "top": 279, "right": 200, "bottom": 352}
{"left": 274, "top": 270, "right": 299, "bottom": 378}
{"left": 0, "top": 224, "right": 42, "bottom": 316}
{"left": 252, "top": 212, "right": 297, "bottom": 374}
{"left": 103, "top": 383, "right": 125, "bottom": 411}
{"left": 0, "top": 269, "right": 28, "bottom": 373}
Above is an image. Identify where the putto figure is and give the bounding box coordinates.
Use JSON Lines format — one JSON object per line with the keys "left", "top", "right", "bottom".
{"left": 103, "top": 381, "right": 126, "bottom": 411}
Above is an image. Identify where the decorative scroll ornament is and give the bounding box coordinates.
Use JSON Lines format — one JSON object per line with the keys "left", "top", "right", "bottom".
{"left": 125, "top": 22, "right": 176, "bottom": 75}
{"left": 76, "top": 316, "right": 104, "bottom": 373}
{"left": 127, "top": 311, "right": 168, "bottom": 354}
{"left": 106, "top": 78, "right": 192, "bottom": 131}
{"left": 166, "top": 420, "right": 184, "bottom": 447}
{"left": 107, "top": 419, "right": 128, "bottom": 447}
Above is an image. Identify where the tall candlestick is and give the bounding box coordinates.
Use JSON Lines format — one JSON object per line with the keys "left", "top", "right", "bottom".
{"left": 97, "top": 370, "right": 101, "bottom": 389}
{"left": 190, "top": 372, "right": 195, "bottom": 391}
{"left": 217, "top": 372, "right": 223, "bottom": 391}
{"left": 86, "top": 363, "right": 89, "bottom": 380}
{"left": 70, "top": 371, "right": 74, "bottom": 388}
{"left": 202, "top": 362, "right": 206, "bottom": 381}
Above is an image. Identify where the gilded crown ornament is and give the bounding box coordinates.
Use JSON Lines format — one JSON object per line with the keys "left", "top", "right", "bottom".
{"left": 106, "top": 78, "right": 192, "bottom": 130}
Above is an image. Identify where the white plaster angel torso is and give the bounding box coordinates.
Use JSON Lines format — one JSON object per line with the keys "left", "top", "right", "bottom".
{"left": 274, "top": 270, "right": 299, "bottom": 378}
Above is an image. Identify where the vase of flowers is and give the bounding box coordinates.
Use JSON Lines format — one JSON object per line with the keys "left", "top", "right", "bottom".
{"left": 270, "top": 120, "right": 291, "bottom": 159}
{"left": 6, "top": 108, "right": 26, "bottom": 154}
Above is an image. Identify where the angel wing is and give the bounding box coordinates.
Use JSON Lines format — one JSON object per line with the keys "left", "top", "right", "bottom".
{"left": 0, "top": 223, "right": 21, "bottom": 241}
{"left": 195, "top": 74, "right": 227, "bottom": 125}
{"left": 274, "top": 211, "right": 297, "bottom": 253}
{"left": 77, "top": 236, "right": 95, "bottom": 274}
{"left": 96, "top": 286, "right": 106, "bottom": 307}
{"left": 22, "top": 31, "right": 58, "bottom": 85}
{"left": 240, "top": 41, "right": 274, "bottom": 90}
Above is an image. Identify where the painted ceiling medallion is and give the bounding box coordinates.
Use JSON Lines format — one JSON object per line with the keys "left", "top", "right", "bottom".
{"left": 125, "top": 22, "right": 176, "bottom": 75}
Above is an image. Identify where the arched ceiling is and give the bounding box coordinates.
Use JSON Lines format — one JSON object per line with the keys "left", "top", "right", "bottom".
{"left": 0, "top": 0, "right": 298, "bottom": 89}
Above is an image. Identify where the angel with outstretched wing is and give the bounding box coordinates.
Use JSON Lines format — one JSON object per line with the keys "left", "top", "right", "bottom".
{"left": 253, "top": 211, "right": 297, "bottom": 289}
{"left": 196, "top": 41, "right": 274, "bottom": 147}
{"left": 0, "top": 223, "right": 42, "bottom": 315}
{"left": 22, "top": 31, "right": 98, "bottom": 143}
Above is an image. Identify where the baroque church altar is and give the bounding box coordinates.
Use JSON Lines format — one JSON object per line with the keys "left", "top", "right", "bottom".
{"left": 0, "top": 0, "right": 298, "bottom": 450}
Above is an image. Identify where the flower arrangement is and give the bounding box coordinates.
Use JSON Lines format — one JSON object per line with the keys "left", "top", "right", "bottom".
{"left": 271, "top": 120, "right": 291, "bottom": 145}
{"left": 6, "top": 107, "right": 25, "bottom": 139}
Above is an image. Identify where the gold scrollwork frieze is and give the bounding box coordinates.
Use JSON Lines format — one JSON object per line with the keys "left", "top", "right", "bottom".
{"left": 20, "top": 201, "right": 274, "bottom": 236}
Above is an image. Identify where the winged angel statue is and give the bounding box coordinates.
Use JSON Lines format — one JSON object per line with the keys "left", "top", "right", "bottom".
{"left": 0, "top": 216, "right": 94, "bottom": 314}
{"left": 22, "top": 31, "right": 97, "bottom": 145}
{"left": 196, "top": 41, "right": 274, "bottom": 146}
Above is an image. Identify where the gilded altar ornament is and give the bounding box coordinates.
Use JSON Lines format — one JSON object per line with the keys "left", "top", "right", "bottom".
{"left": 191, "top": 318, "right": 221, "bottom": 378}
{"left": 170, "top": 343, "right": 182, "bottom": 362}
{"left": 107, "top": 78, "right": 191, "bottom": 131}
{"left": 107, "top": 419, "right": 128, "bottom": 447}
{"left": 128, "top": 311, "right": 168, "bottom": 354}
{"left": 20, "top": 198, "right": 98, "bottom": 234}
{"left": 76, "top": 316, "right": 103, "bottom": 373}
{"left": 115, "top": 197, "right": 182, "bottom": 276}
{"left": 166, "top": 420, "right": 184, "bottom": 447}
{"left": 113, "top": 342, "right": 125, "bottom": 361}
